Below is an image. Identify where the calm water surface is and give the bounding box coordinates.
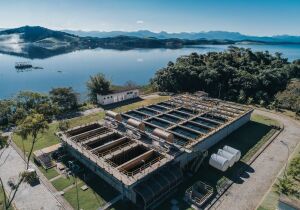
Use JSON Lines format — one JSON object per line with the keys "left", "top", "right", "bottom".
{"left": 1, "top": 44, "right": 300, "bottom": 99}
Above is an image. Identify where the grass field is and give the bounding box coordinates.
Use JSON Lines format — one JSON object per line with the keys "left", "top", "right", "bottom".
{"left": 64, "top": 181, "right": 106, "bottom": 210}
{"left": 38, "top": 165, "right": 59, "bottom": 180}
{"left": 112, "top": 96, "right": 170, "bottom": 113}
{"left": 52, "top": 176, "right": 75, "bottom": 192}
{"left": 63, "top": 172, "right": 119, "bottom": 210}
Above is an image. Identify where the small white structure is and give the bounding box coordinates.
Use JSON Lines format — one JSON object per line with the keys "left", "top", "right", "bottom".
{"left": 223, "top": 146, "right": 241, "bottom": 162}
{"left": 217, "top": 149, "right": 235, "bottom": 167}
{"left": 209, "top": 153, "right": 230, "bottom": 172}
{"left": 97, "top": 89, "right": 139, "bottom": 105}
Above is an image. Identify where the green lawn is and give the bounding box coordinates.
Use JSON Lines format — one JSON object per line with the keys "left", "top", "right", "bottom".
{"left": 12, "top": 123, "right": 60, "bottom": 156}
{"left": 64, "top": 181, "right": 106, "bottom": 210}
{"left": 38, "top": 166, "right": 59, "bottom": 180}
{"left": 112, "top": 96, "right": 170, "bottom": 113}
{"left": 67, "top": 112, "right": 105, "bottom": 128}
{"left": 52, "top": 177, "right": 74, "bottom": 191}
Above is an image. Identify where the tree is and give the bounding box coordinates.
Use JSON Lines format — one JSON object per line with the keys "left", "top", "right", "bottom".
{"left": 151, "top": 47, "right": 293, "bottom": 105}
{"left": 86, "top": 73, "right": 111, "bottom": 103}
{"left": 49, "top": 87, "right": 78, "bottom": 113}
{"left": 0, "top": 100, "right": 15, "bottom": 126}
{"left": 14, "top": 91, "right": 57, "bottom": 121}
{"left": 275, "top": 79, "right": 300, "bottom": 112}
{"left": 124, "top": 80, "right": 138, "bottom": 89}
{"left": 58, "top": 120, "right": 70, "bottom": 131}
{"left": 0, "top": 113, "right": 48, "bottom": 210}
{"left": 17, "top": 113, "right": 49, "bottom": 169}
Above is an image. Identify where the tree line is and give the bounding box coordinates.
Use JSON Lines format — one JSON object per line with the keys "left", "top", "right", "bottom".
{"left": 0, "top": 87, "right": 78, "bottom": 127}
{"left": 151, "top": 46, "right": 300, "bottom": 113}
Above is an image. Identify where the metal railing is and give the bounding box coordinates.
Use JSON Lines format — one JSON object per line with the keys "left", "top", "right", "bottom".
{"left": 96, "top": 140, "right": 135, "bottom": 157}
{"left": 119, "top": 155, "right": 164, "bottom": 177}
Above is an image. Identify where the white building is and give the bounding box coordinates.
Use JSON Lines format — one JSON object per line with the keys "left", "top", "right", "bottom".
{"left": 97, "top": 89, "right": 139, "bottom": 105}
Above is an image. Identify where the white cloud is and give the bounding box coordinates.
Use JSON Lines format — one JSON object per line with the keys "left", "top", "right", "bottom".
{"left": 137, "top": 58, "right": 144, "bottom": 62}
{"left": 136, "top": 20, "right": 144, "bottom": 24}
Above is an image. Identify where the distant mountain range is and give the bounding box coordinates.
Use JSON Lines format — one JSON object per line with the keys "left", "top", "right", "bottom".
{"left": 63, "top": 29, "right": 300, "bottom": 43}
{"left": 0, "top": 26, "right": 299, "bottom": 59}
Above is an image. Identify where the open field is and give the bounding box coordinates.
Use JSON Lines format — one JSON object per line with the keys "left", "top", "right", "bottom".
{"left": 62, "top": 170, "right": 119, "bottom": 210}
{"left": 112, "top": 95, "right": 170, "bottom": 113}
{"left": 52, "top": 176, "right": 74, "bottom": 192}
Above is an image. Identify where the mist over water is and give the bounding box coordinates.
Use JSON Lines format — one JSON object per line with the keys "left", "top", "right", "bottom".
{"left": 1, "top": 44, "right": 300, "bottom": 99}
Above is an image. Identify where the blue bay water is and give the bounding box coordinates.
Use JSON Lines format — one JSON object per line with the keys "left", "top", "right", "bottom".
{"left": 0, "top": 44, "right": 300, "bottom": 99}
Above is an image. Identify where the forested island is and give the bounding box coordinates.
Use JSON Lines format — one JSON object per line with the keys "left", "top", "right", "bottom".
{"left": 151, "top": 47, "right": 300, "bottom": 113}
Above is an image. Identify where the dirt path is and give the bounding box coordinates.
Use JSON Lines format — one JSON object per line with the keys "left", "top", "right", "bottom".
{"left": 210, "top": 109, "right": 300, "bottom": 210}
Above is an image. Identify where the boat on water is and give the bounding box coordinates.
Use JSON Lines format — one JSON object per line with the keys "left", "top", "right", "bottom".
{"left": 15, "top": 62, "right": 33, "bottom": 69}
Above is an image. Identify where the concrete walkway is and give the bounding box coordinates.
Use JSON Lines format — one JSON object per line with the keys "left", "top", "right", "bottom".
{"left": 210, "top": 109, "right": 300, "bottom": 210}
{"left": 0, "top": 146, "right": 64, "bottom": 210}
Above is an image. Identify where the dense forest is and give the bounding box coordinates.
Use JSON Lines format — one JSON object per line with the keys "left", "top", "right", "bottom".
{"left": 151, "top": 47, "right": 300, "bottom": 112}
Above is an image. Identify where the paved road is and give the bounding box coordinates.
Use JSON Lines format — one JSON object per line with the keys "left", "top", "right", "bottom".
{"left": 0, "top": 146, "right": 63, "bottom": 210}
{"left": 210, "top": 109, "right": 300, "bottom": 210}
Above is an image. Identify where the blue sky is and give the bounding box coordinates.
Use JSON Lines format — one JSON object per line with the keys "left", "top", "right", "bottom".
{"left": 0, "top": 0, "right": 299, "bottom": 36}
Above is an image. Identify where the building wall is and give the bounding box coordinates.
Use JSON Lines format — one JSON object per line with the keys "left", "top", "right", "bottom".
{"left": 65, "top": 144, "right": 137, "bottom": 202}
{"left": 177, "top": 111, "right": 253, "bottom": 167}
{"left": 97, "top": 89, "right": 139, "bottom": 105}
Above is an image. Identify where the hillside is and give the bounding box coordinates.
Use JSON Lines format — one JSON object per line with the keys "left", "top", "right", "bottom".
{"left": 64, "top": 29, "right": 300, "bottom": 43}
{"left": 0, "top": 26, "right": 237, "bottom": 58}
{"left": 1, "top": 26, "right": 298, "bottom": 59}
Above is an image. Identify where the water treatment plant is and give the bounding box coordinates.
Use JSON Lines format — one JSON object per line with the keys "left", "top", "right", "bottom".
{"left": 58, "top": 92, "right": 253, "bottom": 209}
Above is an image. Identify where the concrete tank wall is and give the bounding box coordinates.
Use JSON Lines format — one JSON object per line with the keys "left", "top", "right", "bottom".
{"left": 65, "top": 145, "right": 137, "bottom": 203}
{"left": 177, "top": 111, "right": 252, "bottom": 167}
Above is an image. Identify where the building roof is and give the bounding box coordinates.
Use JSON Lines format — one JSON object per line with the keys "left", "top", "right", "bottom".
{"left": 33, "top": 143, "right": 61, "bottom": 157}
{"left": 98, "top": 87, "right": 139, "bottom": 96}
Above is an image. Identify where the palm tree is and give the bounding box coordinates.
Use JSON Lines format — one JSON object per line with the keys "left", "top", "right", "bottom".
{"left": 0, "top": 113, "right": 48, "bottom": 210}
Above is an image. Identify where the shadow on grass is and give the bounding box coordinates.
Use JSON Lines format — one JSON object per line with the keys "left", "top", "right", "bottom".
{"left": 59, "top": 154, "right": 119, "bottom": 202}
{"left": 99, "top": 97, "right": 143, "bottom": 110}
{"left": 155, "top": 120, "right": 274, "bottom": 210}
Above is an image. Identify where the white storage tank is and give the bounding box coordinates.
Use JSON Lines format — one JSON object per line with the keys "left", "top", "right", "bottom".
{"left": 209, "top": 153, "right": 230, "bottom": 172}
{"left": 223, "top": 145, "right": 241, "bottom": 162}
{"left": 217, "top": 149, "right": 235, "bottom": 167}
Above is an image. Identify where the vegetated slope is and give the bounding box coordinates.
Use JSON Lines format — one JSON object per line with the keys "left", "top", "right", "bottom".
{"left": 64, "top": 29, "right": 300, "bottom": 43}
{"left": 0, "top": 26, "right": 248, "bottom": 59}
{"left": 151, "top": 46, "right": 300, "bottom": 106}
{"left": 275, "top": 78, "right": 300, "bottom": 113}
{"left": 0, "top": 26, "right": 82, "bottom": 58}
